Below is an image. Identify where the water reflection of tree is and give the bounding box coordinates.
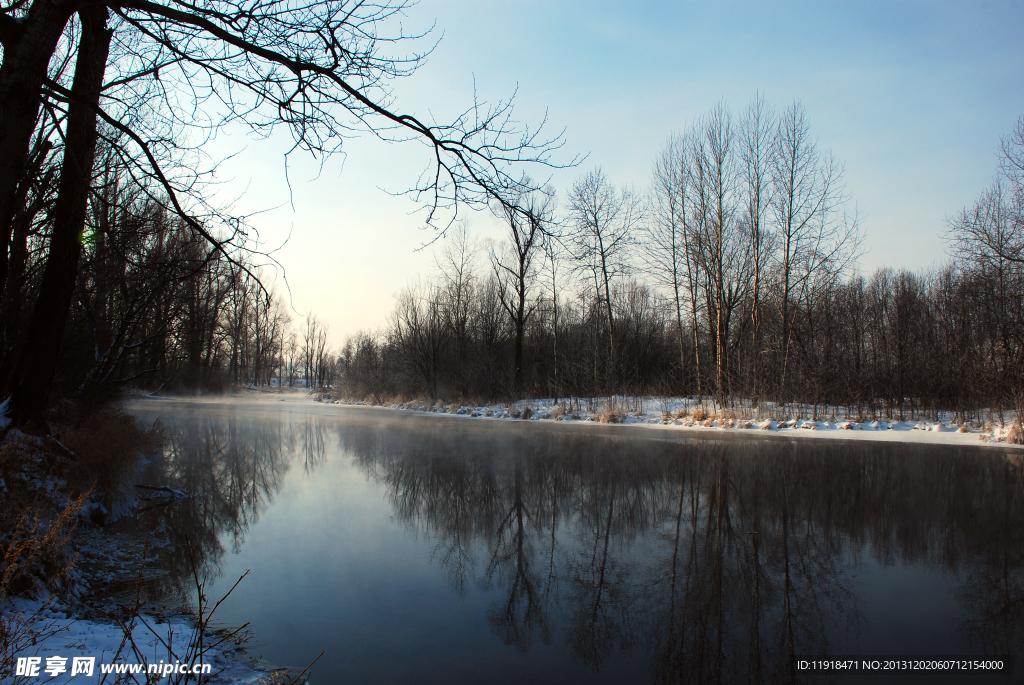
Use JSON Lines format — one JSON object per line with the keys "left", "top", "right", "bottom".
{"left": 131, "top": 407, "right": 1024, "bottom": 682}
{"left": 345, "top": 423, "right": 1024, "bottom": 683}
{"left": 649, "top": 449, "right": 861, "bottom": 685}
{"left": 956, "top": 455, "right": 1024, "bottom": 659}
{"left": 139, "top": 412, "right": 326, "bottom": 590}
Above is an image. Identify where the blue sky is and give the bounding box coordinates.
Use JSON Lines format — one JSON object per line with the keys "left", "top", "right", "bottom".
{"left": 211, "top": 0, "right": 1024, "bottom": 342}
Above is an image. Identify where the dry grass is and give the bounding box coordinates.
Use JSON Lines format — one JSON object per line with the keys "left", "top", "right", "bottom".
{"left": 0, "top": 492, "right": 86, "bottom": 601}
{"left": 0, "top": 435, "right": 76, "bottom": 595}
{"left": 0, "top": 405, "right": 156, "bottom": 596}
{"left": 1009, "top": 421, "right": 1023, "bottom": 445}
{"left": 549, "top": 405, "right": 566, "bottom": 420}
{"left": 0, "top": 493, "right": 84, "bottom": 679}
{"left": 1, "top": 485, "right": 87, "bottom": 683}
{"left": 596, "top": 404, "right": 624, "bottom": 424}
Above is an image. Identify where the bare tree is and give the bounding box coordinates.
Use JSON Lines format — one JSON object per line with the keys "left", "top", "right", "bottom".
{"left": 646, "top": 133, "right": 703, "bottom": 395}
{"left": 949, "top": 116, "right": 1024, "bottom": 409}
{"left": 951, "top": 115, "right": 1024, "bottom": 269}
{"left": 770, "top": 101, "right": 850, "bottom": 402}
{"left": 1, "top": 0, "right": 569, "bottom": 424}
{"left": 738, "top": 95, "right": 775, "bottom": 402}
{"left": 567, "top": 168, "right": 643, "bottom": 390}
{"left": 689, "top": 103, "right": 750, "bottom": 402}
{"left": 435, "top": 221, "right": 479, "bottom": 399}
{"left": 542, "top": 236, "right": 566, "bottom": 400}
{"left": 390, "top": 279, "right": 449, "bottom": 400}
{"left": 5, "top": 5, "right": 113, "bottom": 423}
{"left": 491, "top": 183, "right": 556, "bottom": 394}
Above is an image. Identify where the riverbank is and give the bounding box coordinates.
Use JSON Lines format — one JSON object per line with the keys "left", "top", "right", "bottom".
{"left": 324, "top": 395, "right": 1024, "bottom": 449}
{"left": 0, "top": 427, "right": 298, "bottom": 684}
{"left": 3, "top": 598, "right": 273, "bottom": 684}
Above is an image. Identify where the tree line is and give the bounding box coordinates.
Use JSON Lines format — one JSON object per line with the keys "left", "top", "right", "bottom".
{"left": 0, "top": 139, "right": 340, "bottom": 405}
{"left": 338, "top": 101, "right": 1024, "bottom": 421}
{"left": 0, "top": 0, "right": 561, "bottom": 425}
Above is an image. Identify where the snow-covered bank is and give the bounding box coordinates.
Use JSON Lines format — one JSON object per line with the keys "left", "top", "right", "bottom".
{"left": 324, "top": 396, "right": 1024, "bottom": 448}
{"left": 4, "top": 598, "right": 278, "bottom": 684}
{"left": 0, "top": 429, "right": 293, "bottom": 684}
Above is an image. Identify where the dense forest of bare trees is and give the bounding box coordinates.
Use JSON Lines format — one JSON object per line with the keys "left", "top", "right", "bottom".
{"left": 338, "top": 103, "right": 1024, "bottom": 420}
{"left": 0, "top": 0, "right": 562, "bottom": 426}
{"left": 1, "top": 139, "right": 341, "bottom": 399}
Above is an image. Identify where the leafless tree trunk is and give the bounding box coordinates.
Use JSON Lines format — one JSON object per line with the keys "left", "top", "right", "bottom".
{"left": 8, "top": 5, "right": 113, "bottom": 424}
{"left": 568, "top": 168, "right": 642, "bottom": 392}
{"left": 739, "top": 95, "right": 775, "bottom": 405}
{"left": 771, "top": 101, "right": 848, "bottom": 404}
{"left": 491, "top": 184, "right": 555, "bottom": 394}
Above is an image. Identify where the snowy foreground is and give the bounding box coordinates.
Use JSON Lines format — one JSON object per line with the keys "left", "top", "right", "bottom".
{"left": 4, "top": 598, "right": 279, "bottom": 684}
{"left": 326, "top": 396, "right": 1024, "bottom": 448}
{"left": 1, "top": 426, "right": 290, "bottom": 685}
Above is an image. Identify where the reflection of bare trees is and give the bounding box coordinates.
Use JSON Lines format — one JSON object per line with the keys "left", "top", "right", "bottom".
{"left": 300, "top": 418, "right": 327, "bottom": 473}
{"left": 344, "top": 425, "right": 1024, "bottom": 683}
{"left": 127, "top": 406, "right": 1024, "bottom": 682}
{"left": 484, "top": 460, "right": 551, "bottom": 652}
{"left": 138, "top": 411, "right": 325, "bottom": 588}
{"left": 957, "top": 457, "right": 1024, "bottom": 659}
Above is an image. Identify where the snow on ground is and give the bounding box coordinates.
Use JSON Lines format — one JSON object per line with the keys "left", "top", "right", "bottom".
{"left": 4, "top": 598, "right": 276, "bottom": 684}
{"left": 0, "top": 431, "right": 287, "bottom": 684}
{"left": 327, "top": 396, "right": 1024, "bottom": 448}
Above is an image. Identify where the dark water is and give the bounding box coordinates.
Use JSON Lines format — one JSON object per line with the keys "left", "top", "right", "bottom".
{"left": 127, "top": 397, "right": 1024, "bottom": 685}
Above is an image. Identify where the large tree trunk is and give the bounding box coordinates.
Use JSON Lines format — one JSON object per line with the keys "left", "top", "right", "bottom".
{"left": 8, "top": 4, "right": 113, "bottom": 426}
{"left": 1, "top": 142, "right": 53, "bottom": 343}
{"left": 0, "top": 0, "right": 78, "bottom": 302}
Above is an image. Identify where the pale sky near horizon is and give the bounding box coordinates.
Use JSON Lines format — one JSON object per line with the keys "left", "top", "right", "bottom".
{"left": 205, "top": 0, "right": 1024, "bottom": 347}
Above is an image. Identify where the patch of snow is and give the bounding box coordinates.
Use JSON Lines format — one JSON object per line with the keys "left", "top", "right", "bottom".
{"left": 322, "top": 396, "right": 1022, "bottom": 449}
{"left": 3, "top": 598, "right": 277, "bottom": 684}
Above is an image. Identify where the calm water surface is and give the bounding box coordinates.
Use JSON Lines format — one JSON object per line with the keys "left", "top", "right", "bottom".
{"left": 127, "top": 396, "right": 1024, "bottom": 685}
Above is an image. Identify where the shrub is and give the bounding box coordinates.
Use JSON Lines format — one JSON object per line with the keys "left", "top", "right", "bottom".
{"left": 1008, "top": 421, "right": 1023, "bottom": 445}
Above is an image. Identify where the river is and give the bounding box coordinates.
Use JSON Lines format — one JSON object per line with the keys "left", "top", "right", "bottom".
{"left": 126, "top": 395, "right": 1024, "bottom": 685}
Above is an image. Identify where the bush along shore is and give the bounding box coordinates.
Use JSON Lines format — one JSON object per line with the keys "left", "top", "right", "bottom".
{"left": 323, "top": 394, "right": 1024, "bottom": 447}
{"left": 0, "top": 410, "right": 307, "bottom": 684}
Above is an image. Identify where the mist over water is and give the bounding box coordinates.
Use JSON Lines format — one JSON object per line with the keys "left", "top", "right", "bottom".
{"left": 127, "top": 396, "right": 1024, "bottom": 685}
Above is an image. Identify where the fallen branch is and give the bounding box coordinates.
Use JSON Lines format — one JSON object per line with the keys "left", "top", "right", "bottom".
{"left": 134, "top": 484, "right": 189, "bottom": 497}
